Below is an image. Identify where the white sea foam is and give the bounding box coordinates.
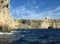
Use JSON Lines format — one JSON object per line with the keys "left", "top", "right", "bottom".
{"left": 0, "top": 32, "right": 13, "bottom": 35}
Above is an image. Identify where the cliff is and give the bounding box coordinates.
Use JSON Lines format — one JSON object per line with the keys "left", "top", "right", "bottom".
{"left": 16, "top": 19, "right": 60, "bottom": 29}
{"left": 0, "top": 0, "right": 18, "bottom": 31}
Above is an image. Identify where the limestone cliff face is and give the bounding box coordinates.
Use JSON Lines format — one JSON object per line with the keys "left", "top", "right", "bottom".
{"left": 0, "top": 0, "right": 18, "bottom": 31}
{"left": 17, "top": 19, "right": 60, "bottom": 29}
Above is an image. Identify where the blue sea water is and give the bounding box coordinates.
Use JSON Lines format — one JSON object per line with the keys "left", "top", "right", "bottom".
{"left": 11, "top": 29, "right": 60, "bottom": 44}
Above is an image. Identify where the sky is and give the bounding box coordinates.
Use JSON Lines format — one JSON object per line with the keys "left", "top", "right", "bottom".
{"left": 10, "top": 0, "right": 60, "bottom": 20}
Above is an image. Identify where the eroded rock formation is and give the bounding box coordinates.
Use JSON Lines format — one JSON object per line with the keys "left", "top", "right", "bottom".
{"left": 0, "top": 0, "right": 18, "bottom": 31}
{"left": 16, "top": 18, "right": 60, "bottom": 29}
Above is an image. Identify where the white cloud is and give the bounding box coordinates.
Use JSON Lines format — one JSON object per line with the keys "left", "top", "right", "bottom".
{"left": 11, "top": 5, "right": 60, "bottom": 20}
{"left": 40, "top": 6, "right": 60, "bottom": 19}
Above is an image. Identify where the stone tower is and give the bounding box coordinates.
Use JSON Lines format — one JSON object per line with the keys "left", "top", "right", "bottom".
{"left": 0, "top": 0, "right": 18, "bottom": 31}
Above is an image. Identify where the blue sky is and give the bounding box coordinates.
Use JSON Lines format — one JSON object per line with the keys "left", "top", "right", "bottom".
{"left": 10, "top": 0, "right": 60, "bottom": 20}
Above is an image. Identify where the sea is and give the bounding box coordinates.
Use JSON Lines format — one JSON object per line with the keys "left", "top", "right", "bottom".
{"left": 11, "top": 29, "right": 60, "bottom": 44}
